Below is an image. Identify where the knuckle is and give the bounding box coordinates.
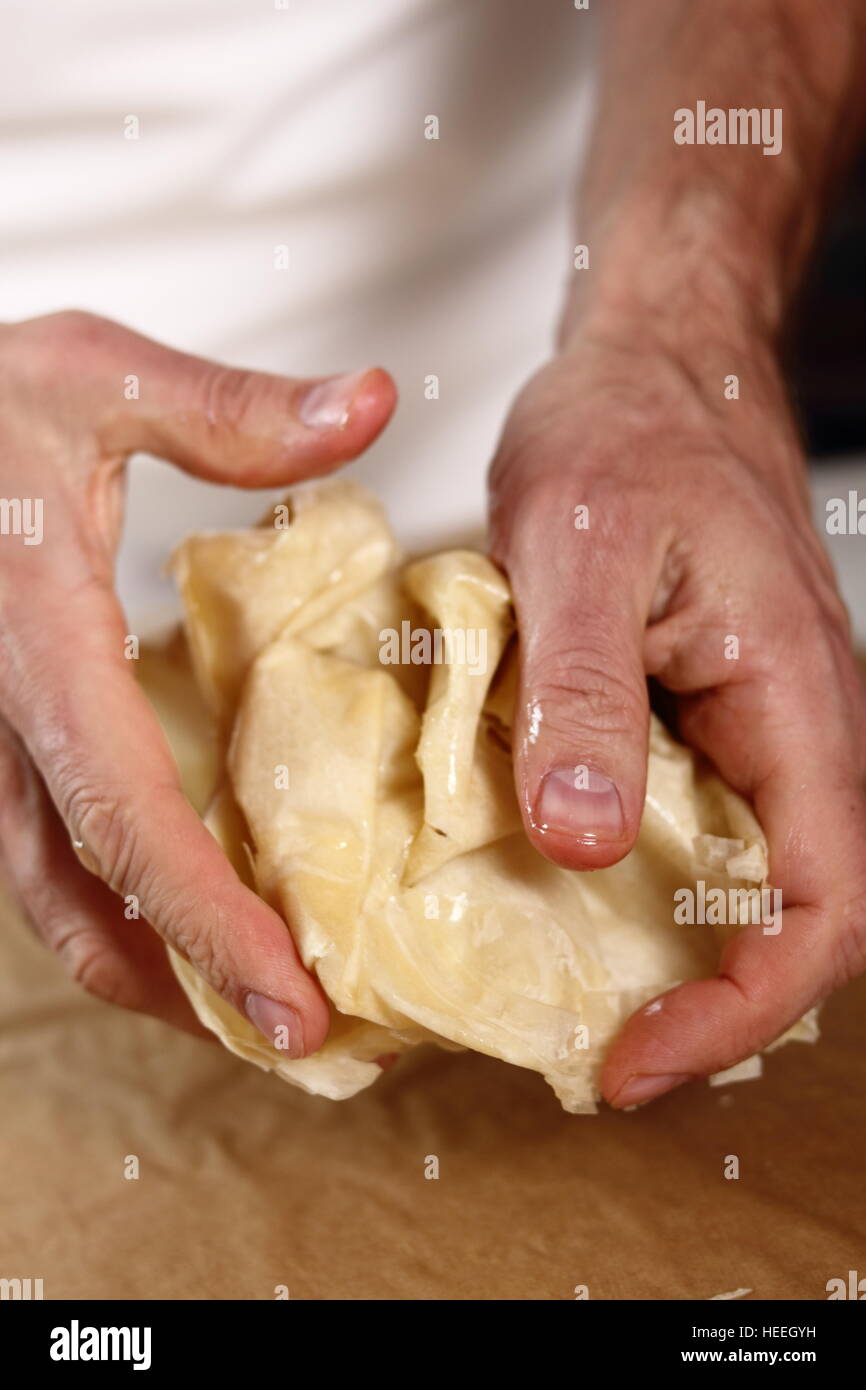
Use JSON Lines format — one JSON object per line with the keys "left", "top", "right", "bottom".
{"left": 57, "top": 924, "right": 125, "bottom": 1006}
{"left": 42, "top": 308, "right": 101, "bottom": 338}
{"left": 21, "top": 309, "right": 106, "bottom": 359}
{"left": 833, "top": 890, "right": 866, "bottom": 986}
{"left": 489, "top": 449, "right": 569, "bottom": 530}
{"left": 743, "top": 594, "right": 817, "bottom": 678}
{"left": 530, "top": 652, "right": 646, "bottom": 742}
{"left": 3, "top": 310, "right": 114, "bottom": 400}
{"left": 168, "top": 899, "right": 233, "bottom": 1000}
{"left": 60, "top": 779, "right": 137, "bottom": 893}
{"left": 490, "top": 455, "right": 651, "bottom": 573}
{"left": 199, "top": 365, "right": 261, "bottom": 439}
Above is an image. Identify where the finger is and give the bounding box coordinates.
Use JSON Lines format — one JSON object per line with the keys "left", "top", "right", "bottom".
{"left": 36, "top": 310, "right": 397, "bottom": 485}
{"left": 3, "top": 584, "right": 331, "bottom": 1057}
{"left": 491, "top": 480, "right": 659, "bottom": 869}
{"left": 0, "top": 720, "right": 209, "bottom": 1035}
{"left": 603, "top": 614, "right": 866, "bottom": 1106}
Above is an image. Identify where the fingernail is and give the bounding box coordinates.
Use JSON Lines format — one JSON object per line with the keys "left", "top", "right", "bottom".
{"left": 609, "top": 1073, "right": 692, "bottom": 1108}
{"left": 244, "top": 991, "right": 306, "bottom": 1057}
{"left": 298, "top": 370, "right": 368, "bottom": 429}
{"left": 535, "top": 768, "right": 624, "bottom": 843}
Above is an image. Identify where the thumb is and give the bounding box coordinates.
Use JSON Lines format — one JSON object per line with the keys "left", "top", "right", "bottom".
{"left": 64, "top": 312, "right": 397, "bottom": 484}
{"left": 4, "top": 582, "right": 332, "bottom": 1055}
{"left": 497, "top": 501, "right": 652, "bottom": 870}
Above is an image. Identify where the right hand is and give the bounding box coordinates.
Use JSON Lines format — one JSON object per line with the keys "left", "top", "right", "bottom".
{"left": 0, "top": 310, "right": 397, "bottom": 1051}
{"left": 488, "top": 314, "right": 866, "bottom": 1108}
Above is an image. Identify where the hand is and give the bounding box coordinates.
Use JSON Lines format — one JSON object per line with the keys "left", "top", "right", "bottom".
{"left": 0, "top": 310, "right": 396, "bottom": 1049}
{"left": 488, "top": 313, "right": 866, "bottom": 1107}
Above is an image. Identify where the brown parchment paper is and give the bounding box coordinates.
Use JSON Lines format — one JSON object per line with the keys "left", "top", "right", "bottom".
{"left": 0, "top": 864, "right": 864, "bottom": 1300}
{"left": 0, "top": 601, "right": 863, "bottom": 1301}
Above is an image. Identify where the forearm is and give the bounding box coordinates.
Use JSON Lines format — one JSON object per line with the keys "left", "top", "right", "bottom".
{"left": 560, "top": 0, "right": 866, "bottom": 350}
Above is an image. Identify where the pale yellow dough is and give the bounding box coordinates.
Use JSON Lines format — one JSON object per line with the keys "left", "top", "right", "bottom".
{"left": 144, "top": 480, "right": 816, "bottom": 1112}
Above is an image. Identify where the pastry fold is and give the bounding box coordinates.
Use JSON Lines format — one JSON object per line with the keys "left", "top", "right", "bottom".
{"left": 148, "top": 480, "right": 815, "bottom": 1112}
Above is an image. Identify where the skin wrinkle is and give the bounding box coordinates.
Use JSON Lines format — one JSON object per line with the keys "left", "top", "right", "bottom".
{"left": 519, "top": 670, "right": 646, "bottom": 747}
{"left": 837, "top": 894, "right": 866, "bottom": 983}
{"left": 3, "top": 4, "right": 866, "bottom": 1099}
{"left": 82, "top": 456, "right": 127, "bottom": 565}
{"left": 4, "top": 651, "right": 99, "bottom": 774}
{"left": 0, "top": 715, "right": 206, "bottom": 1031}
{"left": 0, "top": 311, "right": 402, "bottom": 1050}
{"left": 495, "top": 261, "right": 866, "bottom": 1088}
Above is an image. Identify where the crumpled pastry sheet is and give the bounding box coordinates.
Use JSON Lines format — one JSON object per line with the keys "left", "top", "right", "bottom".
{"left": 150, "top": 480, "right": 816, "bottom": 1112}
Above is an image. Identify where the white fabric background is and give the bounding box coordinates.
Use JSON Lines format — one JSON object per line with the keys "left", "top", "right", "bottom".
{"left": 3, "top": 0, "right": 863, "bottom": 640}
{"left": 2, "top": 0, "right": 596, "bottom": 628}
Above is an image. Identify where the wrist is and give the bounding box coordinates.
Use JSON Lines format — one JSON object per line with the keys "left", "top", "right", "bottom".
{"left": 551, "top": 230, "right": 808, "bottom": 498}
{"left": 557, "top": 172, "right": 822, "bottom": 360}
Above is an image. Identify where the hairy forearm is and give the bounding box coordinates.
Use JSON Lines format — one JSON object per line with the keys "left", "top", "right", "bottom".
{"left": 560, "top": 0, "right": 866, "bottom": 349}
